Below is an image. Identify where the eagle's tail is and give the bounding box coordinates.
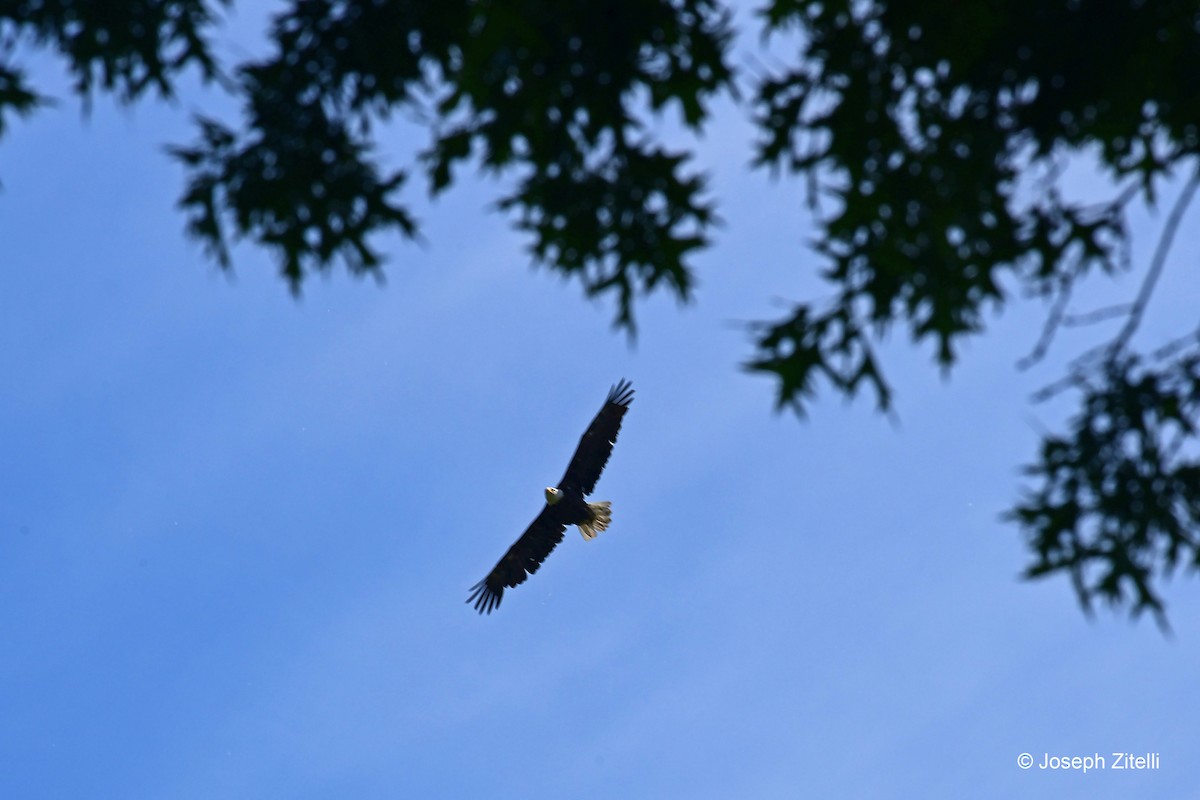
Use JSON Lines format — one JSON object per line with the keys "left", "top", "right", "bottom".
{"left": 578, "top": 501, "right": 612, "bottom": 541}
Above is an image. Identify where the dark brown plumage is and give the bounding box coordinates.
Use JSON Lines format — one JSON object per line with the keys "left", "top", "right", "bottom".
{"left": 468, "top": 379, "right": 634, "bottom": 614}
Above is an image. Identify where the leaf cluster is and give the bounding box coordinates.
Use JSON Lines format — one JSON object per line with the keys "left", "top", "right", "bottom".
{"left": 1, "top": 0, "right": 226, "bottom": 105}
{"left": 746, "top": 1, "right": 1200, "bottom": 619}
{"left": 748, "top": 0, "right": 1200, "bottom": 410}
{"left": 170, "top": 0, "right": 733, "bottom": 315}
{"left": 1012, "top": 342, "right": 1200, "bottom": 623}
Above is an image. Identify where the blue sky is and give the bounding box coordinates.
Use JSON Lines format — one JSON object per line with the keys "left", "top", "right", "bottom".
{"left": 2, "top": 5, "right": 1199, "bottom": 799}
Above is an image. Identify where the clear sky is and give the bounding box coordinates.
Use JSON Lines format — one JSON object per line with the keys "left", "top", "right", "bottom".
{"left": 2, "top": 5, "right": 1198, "bottom": 799}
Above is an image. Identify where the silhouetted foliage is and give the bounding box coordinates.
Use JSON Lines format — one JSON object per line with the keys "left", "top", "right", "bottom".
{"left": 1011, "top": 349, "right": 1200, "bottom": 628}
{"left": 1, "top": 0, "right": 226, "bottom": 101}
{"left": 169, "top": 0, "right": 733, "bottom": 325}
{"left": 745, "top": 1, "right": 1200, "bottom": 626}
{"left": 2, "top": 0, "right": 1198, "bottom": 624}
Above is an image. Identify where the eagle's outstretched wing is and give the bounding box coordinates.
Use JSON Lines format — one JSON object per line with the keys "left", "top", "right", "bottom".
{"left": 557, "top": 379, "right": 634, "bottom": 496}
{"left": 467, "top": 506, "right": 567, "bottom": 614}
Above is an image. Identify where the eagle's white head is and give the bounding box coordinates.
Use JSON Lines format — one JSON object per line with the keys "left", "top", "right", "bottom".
{"left": 544, "top": 486, "right": 562, "bottom": 505}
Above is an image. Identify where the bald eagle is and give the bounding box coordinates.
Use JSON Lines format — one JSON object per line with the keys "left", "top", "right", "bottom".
{"left": 468, "top": 379, "right": 634, "bottom": 614}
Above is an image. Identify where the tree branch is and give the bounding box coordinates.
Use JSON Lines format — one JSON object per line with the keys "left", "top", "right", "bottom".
{"left": 1111, "top": 165, "right": 1200, "bottom": 354}
{"left": 1017, "top": 271, "right": 1074, "bottom": 370}
{"left": 1029, "top": 165, "right": 1200, "bottom": 402}
{"left": 1062, "top": 303, "right": 1134, "bottom": 327}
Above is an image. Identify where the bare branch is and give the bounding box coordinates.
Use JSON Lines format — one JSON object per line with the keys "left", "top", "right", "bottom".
{"left": 1112, "top": 165, "right": 1200, "bottom": 354}
{"left": 1062, "top": 303, "right": 1134, "bottom": 327}
{"left": 1017, "top": 272, "right": 1074, "bottom": 370}
{"left": 1030, "top": 167, "right": 1200, "bottom": 403}
{"left": 1017, "top": 180, "right": 1142, "bottom": 371}
{"left": 1148, "top": 324, "right": 1200, "bottom": 362}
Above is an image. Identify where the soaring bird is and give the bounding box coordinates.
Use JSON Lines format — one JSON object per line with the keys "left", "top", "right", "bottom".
{"left": 468, "top": 379, "right": 634, "bottom": 614}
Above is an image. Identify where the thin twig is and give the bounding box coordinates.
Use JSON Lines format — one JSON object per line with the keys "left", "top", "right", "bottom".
{"left": 1018, "top": 271, "right": 1075, "bottom": 370}
{"left": 1081, "top": 181, "right": 1142, "bottom": 218}
{"left": 1030, "top": 325, "right": 1130, "bottom": 403}
{"left": 1149, "top": 324, "right": 1200, "bottom": 362}
{"left": 1030, "top": 166, "right": 1200, "bottom": 402}
{"left": 1030, "top": 369, "right": 1089, "bottom": 404}
{"left": 1017, "top": 178, "right": 1141, "bottom": 370}
{"left": 1111, "top": 166, "right": 1200, "bottom": 354}
{"left": 1062, "top": 303, "right": 1135, "bottom": 327}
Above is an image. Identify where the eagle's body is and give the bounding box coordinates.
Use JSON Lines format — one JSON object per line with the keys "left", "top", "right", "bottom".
{"left": 468, "top": 379, "right": 634, "bottom": 614}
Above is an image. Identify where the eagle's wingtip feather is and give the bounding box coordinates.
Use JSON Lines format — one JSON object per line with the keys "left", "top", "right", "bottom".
{"left": 467, "top": 579, "right": 501, "bottom": 614}
{"left": 608, "top": 378, "right": 635, "bottom": 407}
